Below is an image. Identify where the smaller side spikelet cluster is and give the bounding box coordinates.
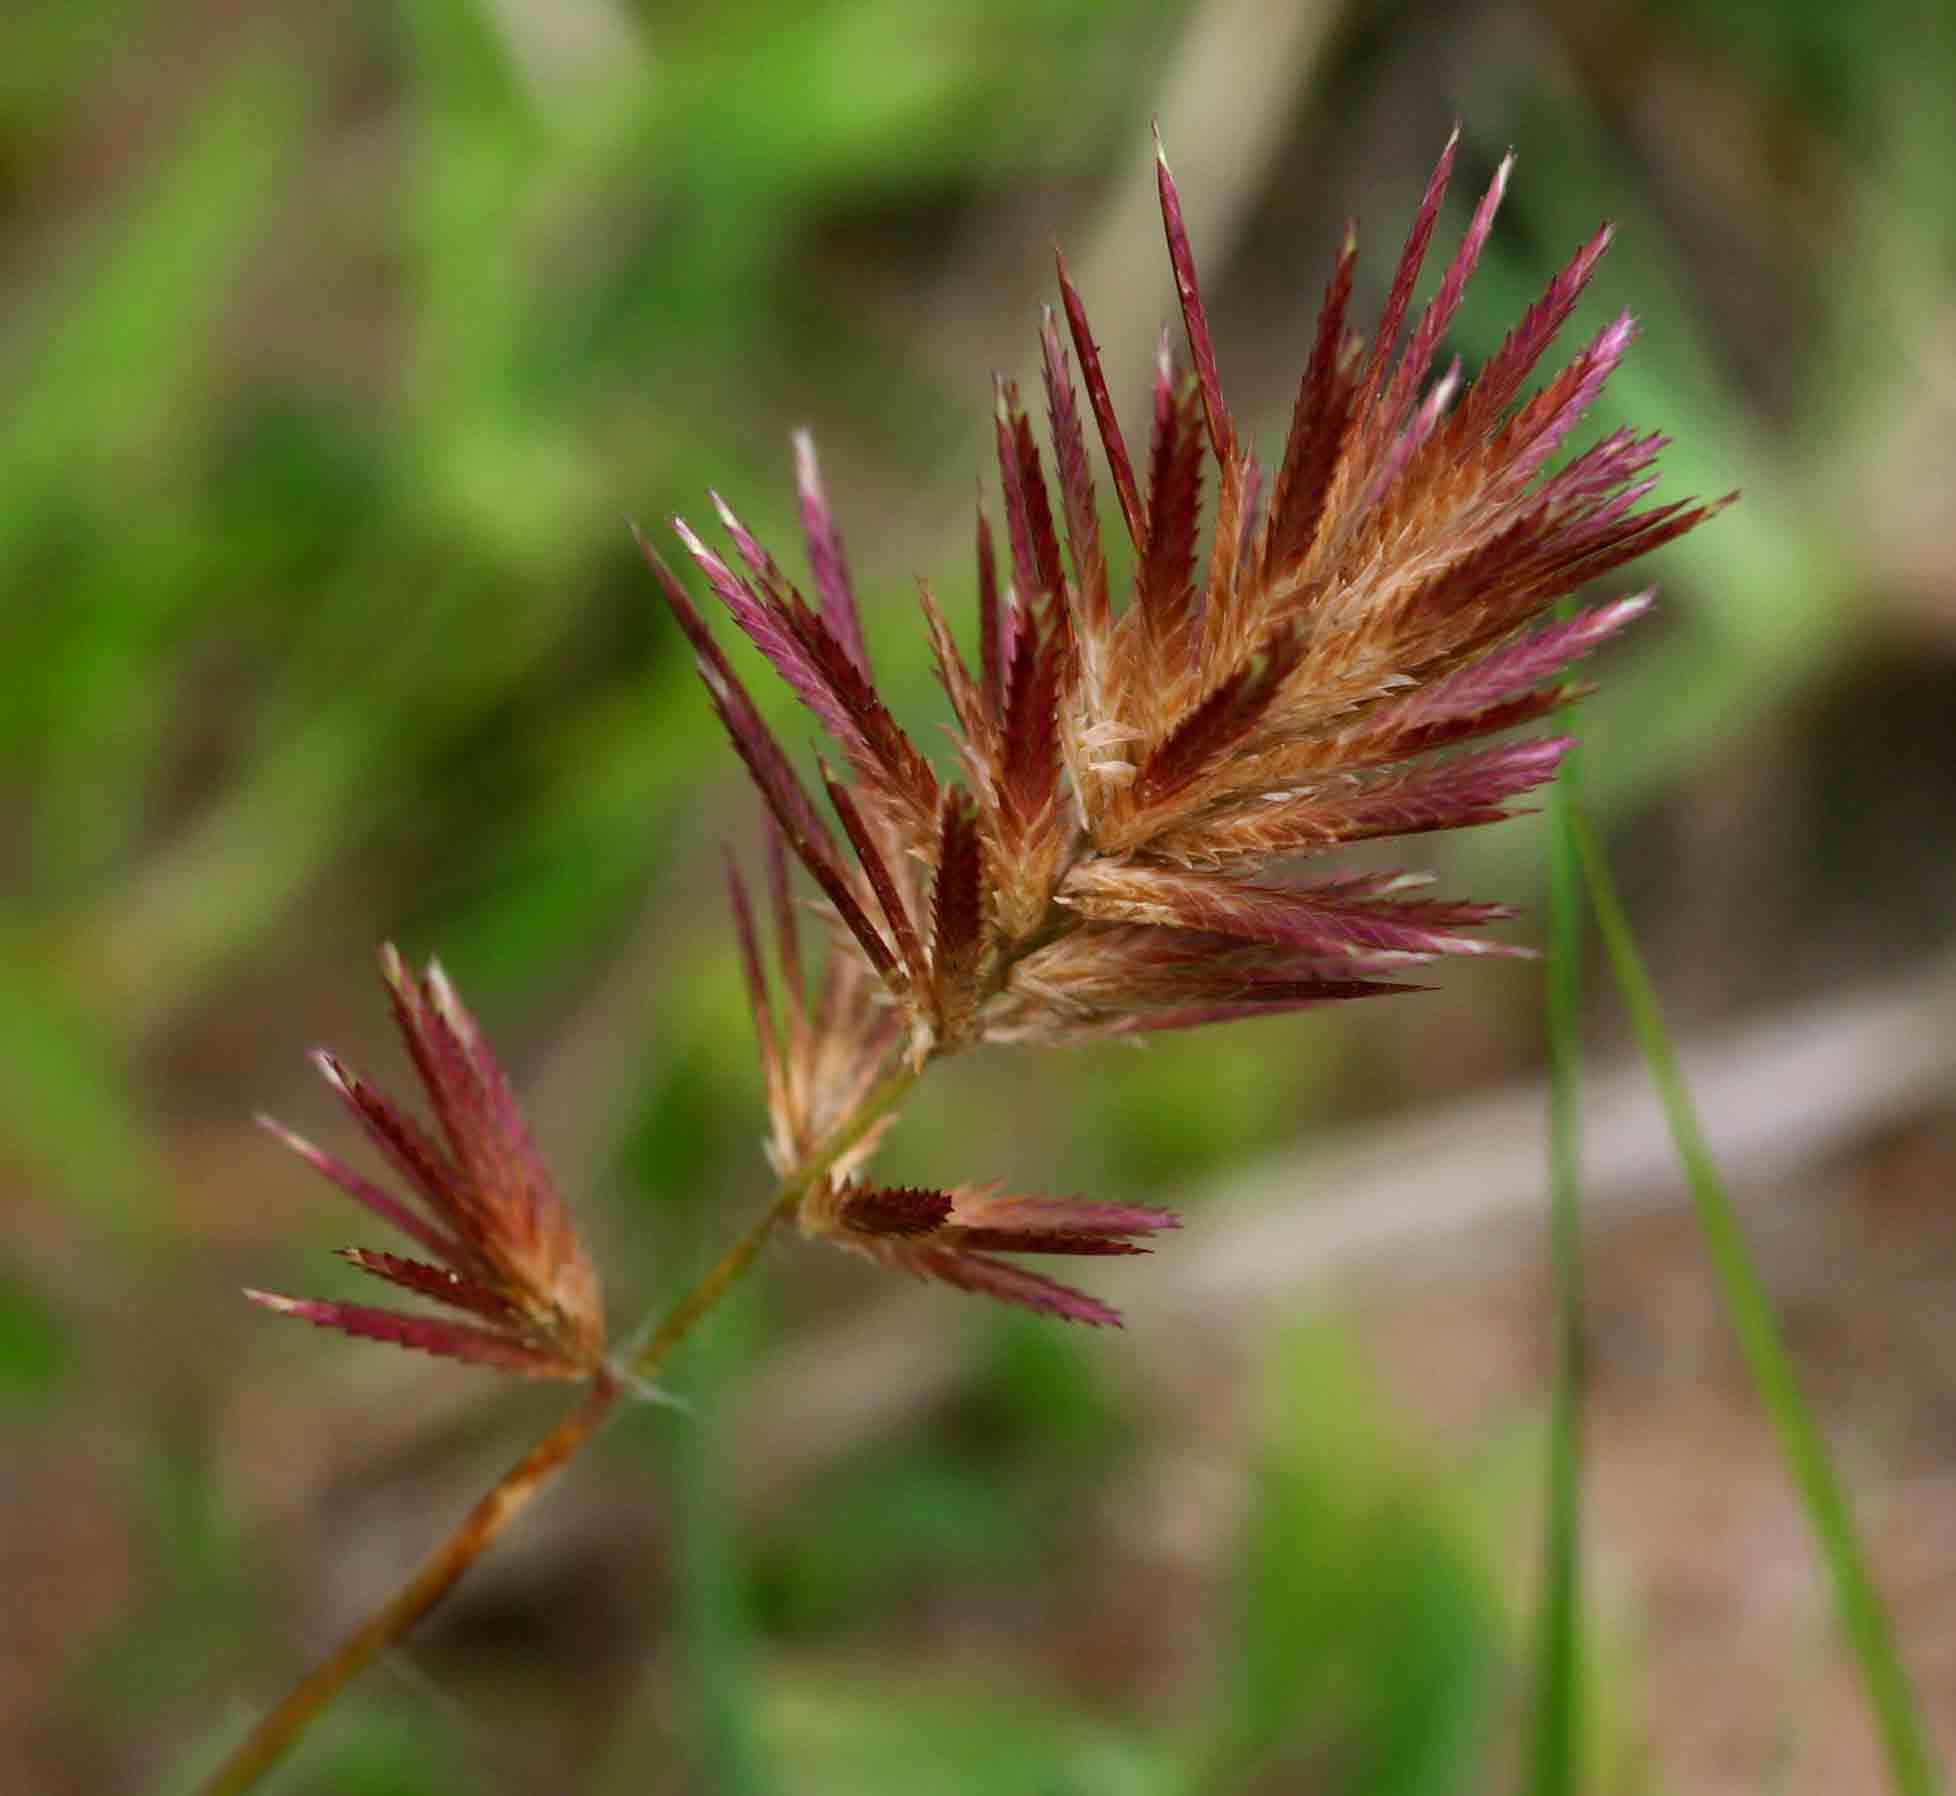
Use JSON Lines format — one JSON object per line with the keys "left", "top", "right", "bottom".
{"left": 246, "top": 947, "right": 607, "bottom": 1380}
{"left": 729, "top": 834, "right": 1175, "bottom": 1325}
{"left": 645, "top": 129, "right": 1725, "bottom": 1057}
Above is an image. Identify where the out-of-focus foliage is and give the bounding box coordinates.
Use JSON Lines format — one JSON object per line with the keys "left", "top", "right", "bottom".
{"left": 1202, "top": 1325, "right": 1505, "bottom": 1795}
{"left": 4, "top": 0, "right": 1953, "bottom": 1790}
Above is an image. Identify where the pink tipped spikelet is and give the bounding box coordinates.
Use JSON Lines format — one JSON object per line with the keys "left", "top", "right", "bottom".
{"left": 808, "top": 1182, "right": 1177, "bottom": 1328}
{"left": 727, "top": 837, "right": 1176, "bottom": 1324}
{"left": 648, "top": 131, "right": 1724, "bottom": 1060}
{"left": 247, "top": 947, "right": 606, "bottom": 1380}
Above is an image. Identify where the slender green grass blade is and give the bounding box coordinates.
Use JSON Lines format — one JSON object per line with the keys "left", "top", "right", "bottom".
{"left": 1574, "top": 804, "right": 1945, "bottom": 1796}
{"left": 1528, "top": 746, "right": 1587, "bottom": 1796}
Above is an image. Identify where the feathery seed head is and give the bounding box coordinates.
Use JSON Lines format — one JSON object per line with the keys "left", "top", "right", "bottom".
{"left": 804, "top": 1181, "right": 1178, "bottom": 1328}
{"left": 246, "top": 947, "right": 606, "bottom": 1380}
{"left": 651, "top": 130, "right": 1725, "bottom": 1051}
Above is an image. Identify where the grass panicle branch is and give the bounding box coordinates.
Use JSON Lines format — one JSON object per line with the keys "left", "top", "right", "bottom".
{"left": 650, "top": 125, "right": 1716, "bottom": 1319}
{"left": 199, "top": 1056, "right": 921, "bottom": 1796}
{"left": 207, "top": 129, "right": 1815, "bottom": 1795}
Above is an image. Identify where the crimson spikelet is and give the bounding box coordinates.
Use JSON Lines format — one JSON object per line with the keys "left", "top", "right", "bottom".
{"left": 649, "top": 129, "right": 1725, "bottom": 1053}
{"left": 246, "top": 947, "right": 606, "bottom": 1380}
{"left": 727, "top": 838, "right": 1175, "bottom": 1325}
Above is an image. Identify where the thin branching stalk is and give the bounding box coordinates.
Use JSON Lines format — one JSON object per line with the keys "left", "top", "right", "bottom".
{"left": 196, "top": 1372, "right": 620, "bottom": 1796}
{"left": 198, "top": 1059, "right": 919, "bottom": 1796}
{"left": 628, "top": 1059, "right": 920, "bottom": 1380}
{"left": 1575, "top": 804, "right": 1946, "bottom": 1796}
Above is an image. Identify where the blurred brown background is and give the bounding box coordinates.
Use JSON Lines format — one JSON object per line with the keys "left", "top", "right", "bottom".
{"left": 3, "top": 0, "right": 1954, "bottom": 1790}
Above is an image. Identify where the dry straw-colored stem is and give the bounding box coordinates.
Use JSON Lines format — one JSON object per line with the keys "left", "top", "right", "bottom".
{"left": 197, "top": 1058, "right": 920, "bottom": 1796}
{"left": 196, "top": 1373, "right": 620, "bottom": 1796}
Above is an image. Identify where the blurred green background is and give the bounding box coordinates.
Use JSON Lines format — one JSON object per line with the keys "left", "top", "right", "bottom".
{"left": 4, "top": 0, "right": 1954, "bottom": 1790}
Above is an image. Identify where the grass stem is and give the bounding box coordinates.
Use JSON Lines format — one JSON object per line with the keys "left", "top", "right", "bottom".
{"left": 1528, "top": 746, "right": 1588, "bottom": 1796}
{"left": 196, "top": 1371, "right": 622, "bottom": 1796}
{"left": 1574, "top": 804, "right": 1945, "bottom": 1796}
